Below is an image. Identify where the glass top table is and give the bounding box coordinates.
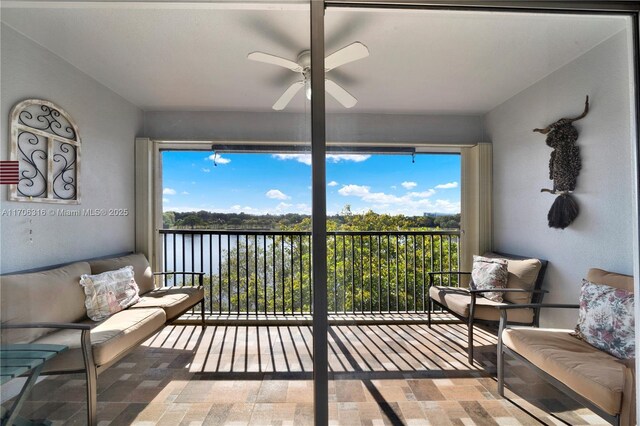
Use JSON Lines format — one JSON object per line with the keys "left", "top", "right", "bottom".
{"left": 1, "top": 343, "right": 68, "bottom": 426}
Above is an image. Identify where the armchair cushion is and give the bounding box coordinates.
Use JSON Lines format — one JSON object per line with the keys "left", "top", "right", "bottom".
{"left": 429, "top": 286, "right": 534, "bottom": 323}
{"left": 503, "top": 327, "right": 625, "bottom": 416}
{"left": 574, "top": 279, "right": 635, "bottom": 359}
{"left": 482, "top": 253, "right": 542, "bottom": 304}
{"left": 471, "top": 255, "right": 508, "bottom": 302}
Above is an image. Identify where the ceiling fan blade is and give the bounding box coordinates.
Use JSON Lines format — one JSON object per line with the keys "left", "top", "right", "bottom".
{"left": 325, "top": 42, "right": 369, "bottom": 71}
{"left": 248, "top": 52, "right": 303, "bottom": 72}
{"left": 325, "top": 79, "right": 357, "bottom": 108}
{"left": 273, "top": 81, "right": 304, "bottom": 110}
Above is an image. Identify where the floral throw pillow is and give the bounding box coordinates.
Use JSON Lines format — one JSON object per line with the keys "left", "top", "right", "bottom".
{"left": 573, "top": 279, "right": 635, "bottom": 359}
{"left": 79, "top": 266, "right": 140, "bottom": 321}
{"left": 471, "top": 255, "right": 508, "bottom": 302}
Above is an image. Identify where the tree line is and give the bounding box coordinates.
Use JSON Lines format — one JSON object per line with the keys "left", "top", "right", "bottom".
{"left": 163, "top": 206, "right": 460, "bottom": 231}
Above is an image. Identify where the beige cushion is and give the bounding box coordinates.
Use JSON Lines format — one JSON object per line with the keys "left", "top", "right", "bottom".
{"left": 483, "top": 252, "right": 542, "bottom": 304}
{"left": 587, "top": 268, "right": 634, "bottom": 292}
{"left": 34, "top": 308, "right": 165, "bottom": 372}
{"left": 89, "top": 253, "right": 154, "bottom": 295}
{"left": 502, "top": 327, "right": 625, "bottom": 416}
{"left": 129, "top": 286, "right": 204, "bottom": 321}
{"left": 1, "top": 262, "right": 90, "bottom": 344}
{"left": 429, "top": 286, "right": 534, "bottom": 323}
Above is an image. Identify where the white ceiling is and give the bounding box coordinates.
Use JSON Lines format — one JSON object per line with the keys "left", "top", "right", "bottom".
{"left": 1, "top": 2, "right": 628, "bottom": 114}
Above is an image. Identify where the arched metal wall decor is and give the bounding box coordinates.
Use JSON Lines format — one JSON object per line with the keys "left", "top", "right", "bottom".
{"left": 9, "top": 99, "right": 81, "bottom": 204}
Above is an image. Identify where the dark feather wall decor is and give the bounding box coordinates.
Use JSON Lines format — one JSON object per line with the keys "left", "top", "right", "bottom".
{"left": 533, "top": 96, "right": 589, "bottom": 229}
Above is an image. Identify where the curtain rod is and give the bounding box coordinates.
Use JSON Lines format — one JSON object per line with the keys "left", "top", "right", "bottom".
{"left": 210, "top": 144, "right": 416, "bottom": 155}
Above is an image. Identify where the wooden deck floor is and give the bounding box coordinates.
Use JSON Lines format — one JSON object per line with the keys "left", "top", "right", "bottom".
{"left": 1, "top": 319, "right": 608, "bottom": 425}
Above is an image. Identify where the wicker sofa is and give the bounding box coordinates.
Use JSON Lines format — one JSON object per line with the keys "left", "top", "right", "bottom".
{"left": 0, "top": 253, "right": 204, "bottom": 425}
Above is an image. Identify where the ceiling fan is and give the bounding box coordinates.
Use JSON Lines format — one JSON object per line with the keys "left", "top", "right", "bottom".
{"left": 247, "top": 42, "right": 369, "bottom": 110}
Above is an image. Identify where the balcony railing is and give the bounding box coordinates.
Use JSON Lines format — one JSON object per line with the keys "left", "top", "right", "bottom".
{"left": 158, "top": 229, "right": 460, "bottom": 315}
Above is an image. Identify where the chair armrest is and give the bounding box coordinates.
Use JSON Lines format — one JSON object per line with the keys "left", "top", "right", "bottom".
{"left": 1, "top": 322, "right": 95, "bottom": 376}
{"left": 497, "top": 303, "right": 579, "bottom": 342}
{"left": 428, "top": 271, "right": 471, "bottom": 276}
{"left": 496, "top": 303, "right": 579, "bottom": 310}
{"left": 1, "top": 322, "right": 91, "bottom": 331}
{"left": 154, "top": 271, "right": 204, "bottom": 287}
{"left": 153, "top": 271, "right": 204, "bottom": 276}
{"left": 469, "top": 288, "right": 548, "bottom": 295}
{"left": 427, "top": 271, "right": 470, "bottom": 288}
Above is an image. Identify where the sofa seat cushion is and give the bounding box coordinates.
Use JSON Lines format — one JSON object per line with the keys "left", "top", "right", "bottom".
{"left": 33, "top": 308, "right": 165, "bottom": 372}
{"left": 429, "top": 286, "right": 534, "bottom": 323}
{"left": 503, "top": 327, "right": 625, "bottom": 415}
{"left": 129, "top": 286, "right": 204, "bottom": 321}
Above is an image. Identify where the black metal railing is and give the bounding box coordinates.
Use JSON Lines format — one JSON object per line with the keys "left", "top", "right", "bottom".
{"left": 158, "top": 229, "right": 460, "bottom": 315}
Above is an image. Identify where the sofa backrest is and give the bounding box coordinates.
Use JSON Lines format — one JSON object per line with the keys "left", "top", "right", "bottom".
{"left": 89, "top": 253, "right": 154, "bottom": 295}
{"left": 0, "top": 261, "right": 91, "bottom": 343}
{"left": 587, "top": 268, "right": 634, "bottom": 293}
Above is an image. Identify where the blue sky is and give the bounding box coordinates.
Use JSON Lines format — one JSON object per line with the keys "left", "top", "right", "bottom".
{"left": 162, "top": 151, "right": 460, "bottom": 216}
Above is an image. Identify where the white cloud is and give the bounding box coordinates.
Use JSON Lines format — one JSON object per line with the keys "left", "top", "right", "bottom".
{"left": 202, "top": 168, "right": 211, "bottom": 173}
{"left": 339, "top": 184, "right": 404, "bottom": 204}
{"left": 328, "top": 181, "right": 338, "bottom": 187}
{"left": 272, "top": 153, "right": 371, "bottom": 166}
{"left": 408, "top": 189, "right": 436, "bottom": 198}
{"left": 181, "top": 191, "right": 190, "bottom": 195}
{"left": 435, "top": 181, "right": 459, "bottom": 189}
{"left": 401, "top": 181, "right": 417, "bottom": 190}
{"left": 162, "top": 198, "right": 169, "bottom": 203}
{"left": 433, "top": 199, "right": 461, "bottom": 213}
{"left": 391, "top": 185, "right": 397, "bottom": 189}
{"left": 273, "top": 154, "right": 312, "bottom": 165}
{"left": 338, "top": 184, "right": 371, "bottom": 198}
{"left": 207, "top": 154, "right": 231, "bottom": 164}
{"left": 295, "top": 203, "right": 312, "bottom": 214}
{"left": 338, "top": 183, "right": 459, "bottom": 215}
{"left": 266, "top": 189, "right": 290, "bottom": 200}
{"left": 327, "top": 154, "right": 370, "bottom": 163}
{"left": 163, "top": 188, "right": 176, "bottom": 195}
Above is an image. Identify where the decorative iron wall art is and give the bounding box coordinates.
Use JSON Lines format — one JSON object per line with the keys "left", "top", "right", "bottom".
{"left": 9, "top": 99, "right": 81, "bottom": 203}
{"left": 534, "top": 96, "right": 589, "bottom": 229}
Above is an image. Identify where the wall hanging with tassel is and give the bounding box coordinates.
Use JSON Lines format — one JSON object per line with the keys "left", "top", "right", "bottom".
{"left": 534, "top": 96, "right": 589, "bottom": 229}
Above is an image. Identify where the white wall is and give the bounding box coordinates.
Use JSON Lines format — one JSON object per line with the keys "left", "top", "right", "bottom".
{"left": 0, "top": 24, "right": 144, "bottom": 273}
{"left": 485, "top": 29, "right": 635, "bottom": 327}
{"left": 144, "top": 110, "right": 484, "bottom": 145}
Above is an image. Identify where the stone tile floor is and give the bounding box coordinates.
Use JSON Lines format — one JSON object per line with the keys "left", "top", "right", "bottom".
{"left": 1, "top": 320, "right": 607, "bottom": 425}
